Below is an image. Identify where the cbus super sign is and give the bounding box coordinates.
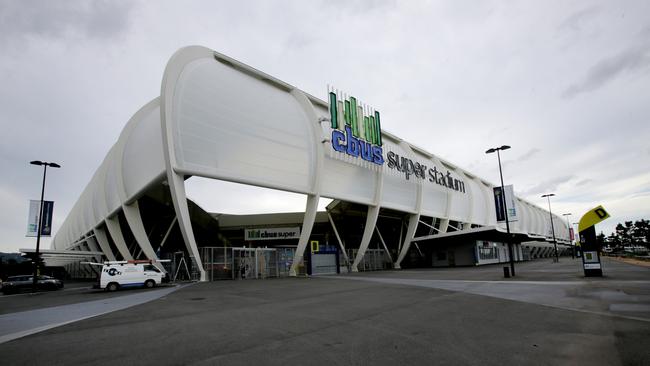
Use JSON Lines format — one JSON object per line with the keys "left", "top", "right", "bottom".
{"left": 327, "top": 89, "right": 465, "bottom": 194}
{"left": 328, "top": 91, "right": 384, "bottom": 165}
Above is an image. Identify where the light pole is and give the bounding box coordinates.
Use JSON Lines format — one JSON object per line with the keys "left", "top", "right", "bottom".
{"left": 486, "top": 145, "right": 515, "bottom": 277}
{"left": 563, "top": 213, "right": 573, "bottom": 259}
{"left": 30, "top": 160, "right": 61, "bottom": 292}
{"left": 541, "top": 193, "right": 558, "bottom": 262}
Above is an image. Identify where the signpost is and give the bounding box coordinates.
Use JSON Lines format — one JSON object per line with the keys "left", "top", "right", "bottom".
{"left": 578, "top": 205, "right": 610, "bottom": 277}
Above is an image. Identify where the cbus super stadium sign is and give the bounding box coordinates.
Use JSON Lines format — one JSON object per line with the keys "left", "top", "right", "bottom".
{"left": 328, "top": 89, "right": 384, "bottom": 165}
{"left": 326, "top": 87, "right": 465, "bottom": 194}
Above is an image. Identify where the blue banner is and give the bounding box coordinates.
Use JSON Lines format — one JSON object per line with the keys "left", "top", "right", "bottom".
{"left": 26, "top": 200, "right": 54, "bottom": 237}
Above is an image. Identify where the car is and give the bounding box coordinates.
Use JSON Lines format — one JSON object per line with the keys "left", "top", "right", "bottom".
{"left": 1, "top": 275, "right": 64, "bottom": 294}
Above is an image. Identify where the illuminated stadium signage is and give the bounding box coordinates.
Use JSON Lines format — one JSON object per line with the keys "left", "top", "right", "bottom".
{"left": 328, "top": 89, "right": 384, "bottom": 165}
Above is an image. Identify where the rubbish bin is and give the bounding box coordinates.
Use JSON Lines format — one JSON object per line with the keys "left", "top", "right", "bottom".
{"left": 503, "top": 266, "right": 510, "bottom": 278}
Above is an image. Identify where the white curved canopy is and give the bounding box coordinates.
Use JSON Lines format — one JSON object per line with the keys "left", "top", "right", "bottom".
{"left": 53, "top": 46, "right": 570, "bottom": 279}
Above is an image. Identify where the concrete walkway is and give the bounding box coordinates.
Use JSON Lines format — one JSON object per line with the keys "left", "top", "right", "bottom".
{"left": 335, "top": 257, "right": 650, "bottom": 322}
{"left": 335, "top": 276, "right": 650, "bottom": 321}
{"left": 0, "top": 284, "right": 186, "bottom": 344}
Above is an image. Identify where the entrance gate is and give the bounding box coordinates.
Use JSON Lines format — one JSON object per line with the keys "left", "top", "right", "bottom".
{"left": 347, "top": 248, "right": 390, "bottom": 271}
{"left": 200, "top": 247, "right": 281, "bottom": 280}
{"left": 232, "top": 248, "right": 277, "bottom": 279}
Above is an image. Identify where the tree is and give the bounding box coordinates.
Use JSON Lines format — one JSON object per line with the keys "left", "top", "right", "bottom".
{"left": 605, "top": 219, "right": 650, "bottom": 249}
{"left": 633, "top": 219, "right": 650, "bottom": 245}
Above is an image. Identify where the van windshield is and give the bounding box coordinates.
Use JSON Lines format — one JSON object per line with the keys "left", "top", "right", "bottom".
{"left": 144, "top": 265, "right": 160, "bottom": 272}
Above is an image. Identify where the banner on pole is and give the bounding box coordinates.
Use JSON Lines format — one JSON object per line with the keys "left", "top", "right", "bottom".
{"left": 26, "top": 200, "right": 54, "bottom": 237}
{"left": 494, "top": 185, "right": 518, "bottom": 223}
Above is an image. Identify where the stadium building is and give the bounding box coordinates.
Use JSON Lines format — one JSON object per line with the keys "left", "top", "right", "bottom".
{"left": 49, "top": 46, "right": 571, "bottom": 281}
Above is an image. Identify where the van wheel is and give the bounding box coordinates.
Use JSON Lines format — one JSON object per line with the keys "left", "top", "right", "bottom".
{"left": 107, "top": 282, "right": 119, "bottom": 292}
{"left": 144, "top": 280, "right": 155, "bottom": 289}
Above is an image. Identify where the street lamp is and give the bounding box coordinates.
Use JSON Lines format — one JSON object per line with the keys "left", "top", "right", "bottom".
{"left": 562, "top": 213, "right": 573, "bottom": 259}
{"left": 30, "top": 160, "right": 61, "bottom": 292}
{"left": 541, "top": 193, "right": 558, "bottom": 262}
{"left": 486, "top": 145, "right": 515, "bottom": 277}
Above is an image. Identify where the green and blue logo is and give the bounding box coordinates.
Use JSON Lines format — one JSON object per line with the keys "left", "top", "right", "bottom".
{"left": 328, "top": 90, "right": 384, "bottom": 165}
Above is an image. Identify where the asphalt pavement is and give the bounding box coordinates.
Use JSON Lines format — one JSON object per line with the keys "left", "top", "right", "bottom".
{"left": 0, "top": 257, "right": 648, "bottom": 366}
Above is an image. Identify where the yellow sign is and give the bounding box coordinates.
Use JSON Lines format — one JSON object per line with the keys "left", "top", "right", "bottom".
{"left": 310, "top": 240, "right": 319, "bottom": 253}
{"left": 578, "top": 205, "right": 610, "bottom": 232}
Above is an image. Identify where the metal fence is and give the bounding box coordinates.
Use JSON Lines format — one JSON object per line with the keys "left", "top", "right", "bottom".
{"left": 199, "top": 247, "right": 287, "bottom": 280}
{"left": 347, "top": 248, "right": 391, "bottom": 271}
{"left": 200, "top": 247, "right": 234, "bottom": 280}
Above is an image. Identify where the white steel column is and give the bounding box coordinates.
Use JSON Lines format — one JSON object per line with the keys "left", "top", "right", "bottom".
{"left": 160, "top": 50, "right": 209, "bottom": 282}
{"left": 327, "top": 211, "right": 350, "bottom": 267}
{"left": 105, "top": 215, "right": 133, "bottom": 260}
{"left": 166, "top": 172, "right": 207, "bottom": 281}
{"left": 288, "top": 88, "right": 325, "bottom": 277}
{"left": 393, "top": 142, "right": 422, "bottom": 269}
{"left": 80, "top": 241, "right": 96, "bottom": 276}
{"left": 438, "top": 219, "right": 450, "bottom": 233}
{"left": 394, "top": 213, "right": 421, "bottom": 269}
{"left": 93, "top": 227, "right": 116, "bottom": 261}
{"left": 351, "top": 205, "right": 380, "bottom": 272}
{"left": 123, "top": 201, "right": 163, "bottom": 270}
{"left": 290, "top": 194, "right": 320, "bottom": 276}
{"left": 159, "top": 216, "right": 177, "bottom": 248}
{"left": 374, "top": 226, "right": 394, "bottom": 263}
{"left": 85, "top": 235, "right": 104, "bottom": 263}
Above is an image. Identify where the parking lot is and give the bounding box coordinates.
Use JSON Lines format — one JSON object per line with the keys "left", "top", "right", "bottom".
{"left": 0, "top": 257, "right": 649, "bottom": 365}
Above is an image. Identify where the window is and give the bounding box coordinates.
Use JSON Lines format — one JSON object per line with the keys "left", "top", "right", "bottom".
{"left": 144, "top": 265, "right": 160, "bottom": 272}
{"left": 478, "top": 247, "right": 497, "bottom": 260}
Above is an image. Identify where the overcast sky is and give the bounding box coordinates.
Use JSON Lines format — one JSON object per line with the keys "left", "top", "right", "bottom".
{"left": 1, "top": 0, "right": 649, "bottom": 253}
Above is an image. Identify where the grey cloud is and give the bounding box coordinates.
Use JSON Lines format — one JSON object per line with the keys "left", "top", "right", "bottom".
{"left": 0, "top": 0, "right": 133, "bottom": 43}
{"left": 466, "top": 159, "right": 479, "bottom": 170}
{"left": 517, "top": 148, "right": 540, "bottom": 162}
{"left": 284, "top": 33, "right": 318, "bottom": 50}
{"left": 557, "top": 7, "right": 599, "bottom": 33}
{"left": 562, "top": 36, "right": 650, "bottom": 98}
{"left": 522, "top": 175, "right": 575, "bottom": 196}
{"left": 575, "top": 178, "right": 592, "bottom": 186}
{"left": 501, "top": 148, "right": 540, "bottom": 168}
{"left": 320, "top": 0, "right": 396, "bottom": 13}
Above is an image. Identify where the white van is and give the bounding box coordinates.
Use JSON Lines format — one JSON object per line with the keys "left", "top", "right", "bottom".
{"left": 98, "top": 260, "right": 167, "bottom": 291}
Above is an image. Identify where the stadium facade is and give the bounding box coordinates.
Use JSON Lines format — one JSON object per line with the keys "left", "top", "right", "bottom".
{"left": 51, "top": 46, "right": 570, "bottom": 281}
